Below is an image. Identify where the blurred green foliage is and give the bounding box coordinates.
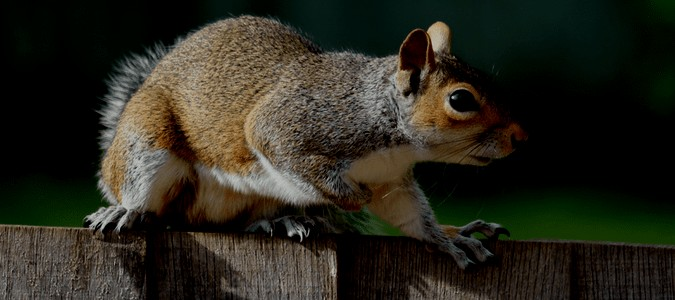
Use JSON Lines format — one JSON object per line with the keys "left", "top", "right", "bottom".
{"left": 1, "top": 0, "right": 673, "bottom": 245}
{"left": 1, "top": 176, "right": 102, "bottom": 227}
{"left": 431, "top": 189, "right": 675, "bottom": 245}
{"left": 4, "top": 175, "right": 674, "bottom": 245}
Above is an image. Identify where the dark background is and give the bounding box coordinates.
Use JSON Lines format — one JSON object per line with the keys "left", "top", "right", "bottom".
{"left": 1, "top": 0, "right": 674, "bottom": 243}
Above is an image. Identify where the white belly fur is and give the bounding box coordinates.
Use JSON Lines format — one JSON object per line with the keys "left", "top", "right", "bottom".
{"left": 346, "top": 145, "right": 427, "bottom": 184}
{"left": 194, "top": 149, "right": 324, "bottom": 208}
{"left": 188, "top": 145, "right": 425, "bottom": 223}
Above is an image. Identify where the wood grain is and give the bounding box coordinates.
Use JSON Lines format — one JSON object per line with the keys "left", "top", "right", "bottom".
{"left": 0, "top": 225, "right": 146, "bottom": 299}
{"left": 1, "top": 225, "right": 673, "bottom": 299}
{"left": 149, "top": 231, "right": 338, "bottom": 299}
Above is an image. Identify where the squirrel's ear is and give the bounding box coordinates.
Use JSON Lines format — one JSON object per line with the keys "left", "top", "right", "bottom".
{"left": 396, "top": 28, "right": 435, "bottom": 96}
{"left": 427, "top": 21, "right": 452, "bottom": 55}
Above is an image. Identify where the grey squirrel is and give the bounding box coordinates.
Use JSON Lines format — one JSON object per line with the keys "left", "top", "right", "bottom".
{"left": 85, "top": 15, "right": 527, "bottom": 269}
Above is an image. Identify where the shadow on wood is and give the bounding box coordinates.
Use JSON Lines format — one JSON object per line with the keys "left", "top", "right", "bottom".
{"left": 0, "top": 225, "right": 673, "bottom": 299}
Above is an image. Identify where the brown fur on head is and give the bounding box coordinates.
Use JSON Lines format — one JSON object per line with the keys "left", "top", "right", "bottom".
{"left": 396, "top": 21, "right": 527, "bottom": 165}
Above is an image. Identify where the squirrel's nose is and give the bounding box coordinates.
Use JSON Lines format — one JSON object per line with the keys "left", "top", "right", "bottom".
{"left": 508, "top": 123, "right": 528, "bottom": 150}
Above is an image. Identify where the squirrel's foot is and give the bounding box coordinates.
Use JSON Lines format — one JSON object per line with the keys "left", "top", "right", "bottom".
{"left": 452, "top": 235, "right": 494, "bottom": 264}
{"left": 246, "top": 215, "right": 336, "bottom": 242}
{"left": 84, "top": 206, "right": 154, "bottom": 233}
{"left": 430, "top": 235, "right": 492, "bottom": 269}
{"left": 442, "top": 219, "right": 510, "bottom": 239}
{"left": 435, "top": 220, "right": 509, "bottom": 268}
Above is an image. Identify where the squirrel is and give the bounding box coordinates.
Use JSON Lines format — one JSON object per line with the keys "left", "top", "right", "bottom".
{"left": 84, "top": 15, "right": 527, "bottom": 269}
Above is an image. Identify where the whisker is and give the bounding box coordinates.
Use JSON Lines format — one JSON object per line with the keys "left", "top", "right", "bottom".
{"left": 435, "top": 182, "right": 459, "bottom": 206}
{"left": 431, "top": 142, "right": 470, "bottom": 161}
{"left": 434, "top": 136, "right": 484, "bottom": 162}
{"left": 400, "top": 128, "right": 488, "bottom": 162}
{"left": 459, "top": 141, "right": 487, "bottom": 164}
{"left": 427, "top": 134, "right": 482, "bottom": 148}
{"left": 474, "top": 202, "right": 485, "bottom": 219}
{"left": 380, "top": 185, "right": 404, "bottom": 200}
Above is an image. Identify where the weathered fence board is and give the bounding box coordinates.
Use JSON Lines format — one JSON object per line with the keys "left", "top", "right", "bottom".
{"left": 150, "top": 231, "right": 337, "bottom": 299}
{"left": 1, "top": 225, "right": 674, "bottom": 299}
{"left": 338, "top": 236, "right": 574, "bottom": 299}
{"left": 574, "top": 242, "right": 675, "bottom": 299}
{"left": 0, "top": 226, "right": 146, "bottom": 299}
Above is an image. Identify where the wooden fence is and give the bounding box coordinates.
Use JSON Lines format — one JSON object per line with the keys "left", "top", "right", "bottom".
{"left": 1, "top": 225, "right": 673, "bottom": 299}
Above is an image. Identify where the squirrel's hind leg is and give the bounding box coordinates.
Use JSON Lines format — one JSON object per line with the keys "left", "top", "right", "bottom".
{"left": 89, "top": 133, "right": 195, "bottom": 233}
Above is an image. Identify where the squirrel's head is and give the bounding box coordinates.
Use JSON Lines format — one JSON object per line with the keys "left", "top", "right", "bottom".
{"left": 395, "top": 21, "right": 527, "bottom": 166}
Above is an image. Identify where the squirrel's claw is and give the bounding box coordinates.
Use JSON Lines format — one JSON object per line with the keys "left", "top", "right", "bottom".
{"left": 435, "top": 219, "right": 508, "bottom": 268}
{"left": 434, "top": 242, "right": 474, "bottom": 270}
{"left": 279, "top": 216, "right": 313, "bottom": 242}
{"left": 493, "top": 226, "right": 511, "bottom": 238}
{"left": 434, "top": 234, "right": 494, "bottom": 268}
{"left": 246, "top": 219, "right": 274, "bottom": 236}
{"left": 452, "top": 235, "right": 494, "bottom": 263}
{"left": 459, "top": 219, "right": 510, "bottom": 239}
{"left": 84, "top": 205, "right": 142, "bottom": 233}
{"left": 246, "top": 216, "right": 316, "bottom": 242}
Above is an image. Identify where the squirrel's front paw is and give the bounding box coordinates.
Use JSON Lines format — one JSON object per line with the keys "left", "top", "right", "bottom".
{"left": 433, "top": 220, "right": 509, "bottom": 269}
{"left": 441, "top": 219, "right": 510, "bottom": 240}
{"left": 432, "top": 236, "right": 493, "bottom": 269}
{"left": 441, "top": 243, "right": 473, "bottom": 270}
{"left": 459, "top": 219, "right": 510, "bottom": 238}
{"left": 246, "top": 215, "right": 336, "bottom": 241}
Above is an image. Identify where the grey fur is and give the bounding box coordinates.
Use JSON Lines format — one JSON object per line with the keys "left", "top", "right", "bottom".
{"left": 118, "top": 131, "right": 171, "bottom": 211}
{"left": 98, "top": 41, "right": 177, "bottom": 150}
{"left": 88, "top": 16, "right": 524, "bottom": 269}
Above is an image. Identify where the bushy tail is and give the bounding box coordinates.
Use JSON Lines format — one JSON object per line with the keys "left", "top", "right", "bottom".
{"left": 98, "top": 40, "right": 178, "bottom": 151}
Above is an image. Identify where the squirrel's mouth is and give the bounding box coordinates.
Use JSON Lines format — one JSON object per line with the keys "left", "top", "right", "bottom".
{"left": 469, "top": 155, "right": 493, "bottom": 165}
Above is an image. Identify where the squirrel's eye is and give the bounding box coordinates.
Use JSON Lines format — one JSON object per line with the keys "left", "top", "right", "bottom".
{"left": 448, "top": 89, "right": 480, "bottom": 112}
